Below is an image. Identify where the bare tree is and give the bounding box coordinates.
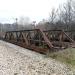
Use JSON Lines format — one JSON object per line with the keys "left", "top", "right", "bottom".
{"left": 57, "top": 0, "right": 73, "bottom": 24}
{"left": 18, "top": 16, "right": 33, "bottom": 30}
{"left": 18, "top": 16, "right": 30, "bottom": 25}
{"left": 49, "top": 8, "right": 58, "bottom": 24}
{"left": 56, "top": 0, "right": 73, "bottom": 30}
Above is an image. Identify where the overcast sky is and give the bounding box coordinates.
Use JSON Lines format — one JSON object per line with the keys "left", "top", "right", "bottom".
{"left": 0, "top": 0, "right": 67, "bottom": 23}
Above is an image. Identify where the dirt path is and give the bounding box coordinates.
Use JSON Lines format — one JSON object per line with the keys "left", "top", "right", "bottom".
{"left": 0, "top": 40, "right": 75, "bottom": 75}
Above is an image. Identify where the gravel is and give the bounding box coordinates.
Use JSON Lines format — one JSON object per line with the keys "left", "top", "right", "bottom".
{"left": 0, "top": 40, "right": 75, "bottom": 75}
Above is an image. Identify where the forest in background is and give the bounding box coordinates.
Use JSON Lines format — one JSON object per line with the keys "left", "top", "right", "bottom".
{"left": 0, "top": 0, "right": 75, "bottom": 32}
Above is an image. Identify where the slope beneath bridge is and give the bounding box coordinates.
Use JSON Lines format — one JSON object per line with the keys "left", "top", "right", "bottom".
{"left": 0, "top": 40, "right": 74, "bottom": 75}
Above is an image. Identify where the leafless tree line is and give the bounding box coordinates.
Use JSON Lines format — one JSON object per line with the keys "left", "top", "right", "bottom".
{"left": 0, "top": 17, "right": 35, "bottom": 32}
{"left": 47, "top": 0, "right": 75, "bottom": 31}
{"left": 0, "top": 0, "right": 75, "bottom": 32}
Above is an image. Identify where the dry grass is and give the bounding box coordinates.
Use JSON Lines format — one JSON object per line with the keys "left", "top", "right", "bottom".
{"left": 48, "top": 48, "right": 75, "bottom": 68}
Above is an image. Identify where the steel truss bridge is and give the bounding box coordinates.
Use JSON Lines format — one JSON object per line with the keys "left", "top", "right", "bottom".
{"left": 3, "top": 29, "right": 75, "bottom": 54}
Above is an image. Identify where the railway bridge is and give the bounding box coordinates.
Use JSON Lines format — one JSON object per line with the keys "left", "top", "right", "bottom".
{"left": 2, "top": 29, "right": 75, "bottom": 54}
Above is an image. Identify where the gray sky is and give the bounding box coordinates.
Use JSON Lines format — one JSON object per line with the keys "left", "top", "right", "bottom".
{"left": 0, "top": 0, "right": 66, "bottom": 23}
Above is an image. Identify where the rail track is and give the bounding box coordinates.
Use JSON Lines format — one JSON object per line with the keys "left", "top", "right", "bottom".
{"left": 3, "top": 29, "right": 75, "bottom": 54}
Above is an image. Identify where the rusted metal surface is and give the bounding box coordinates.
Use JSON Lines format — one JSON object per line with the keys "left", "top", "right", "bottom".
{"left": 3, "top": 29, "right": 75, "bottom": 54}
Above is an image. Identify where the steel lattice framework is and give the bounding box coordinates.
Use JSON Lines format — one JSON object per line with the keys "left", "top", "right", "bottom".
{"left": 3, "top": 29, "right": 75, "bottom": 54}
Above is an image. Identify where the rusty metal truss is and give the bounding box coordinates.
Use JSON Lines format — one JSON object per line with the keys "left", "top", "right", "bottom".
{"left": 3, "top": 29, "right": 75, "bottom": 54}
